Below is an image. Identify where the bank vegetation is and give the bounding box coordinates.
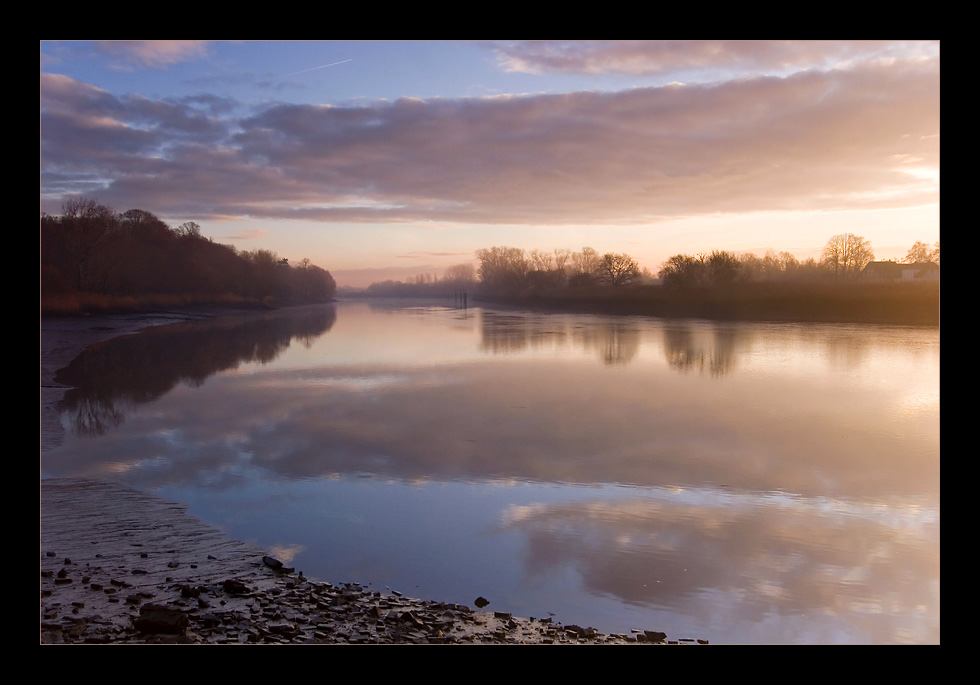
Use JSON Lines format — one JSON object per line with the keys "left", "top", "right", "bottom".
{"left": 362, "top": 237, "right": 939, "bottom": 326}
{"left": 41, "top": 198, "right": 336, "bottom": 316}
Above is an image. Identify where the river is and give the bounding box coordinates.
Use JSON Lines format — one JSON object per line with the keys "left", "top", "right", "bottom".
{"left": 42, "top": 299, "right": 940, "bottom": 644}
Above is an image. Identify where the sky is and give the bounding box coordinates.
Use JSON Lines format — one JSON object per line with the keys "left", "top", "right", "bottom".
{"left": 40, "top": 40, "right": 940, "bottom": 288}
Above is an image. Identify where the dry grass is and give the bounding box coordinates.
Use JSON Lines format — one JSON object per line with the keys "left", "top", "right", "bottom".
{"left": 483, "top": 280, "right": 939, "bottom": 326}
{"left": 40, "top": 292, "right": 266, "bottom": 317}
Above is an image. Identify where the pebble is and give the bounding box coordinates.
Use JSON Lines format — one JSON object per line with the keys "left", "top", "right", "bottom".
{"left": 41, "top": 478, "right": 703, "bottom": 645}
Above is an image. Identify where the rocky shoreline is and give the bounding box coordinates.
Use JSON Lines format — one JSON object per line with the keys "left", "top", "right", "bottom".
{"left": 41, "top": 479, "right": 692, "bottom": 644}
{"left": 40, "top": 308, "right": 703, "bottom": 645}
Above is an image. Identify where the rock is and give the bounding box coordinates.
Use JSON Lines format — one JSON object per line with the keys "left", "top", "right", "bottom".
{"left": 223, "top": 579, "right": 250, "bottom": 595}
{"left": 133, "top": 604, "right": 189, "bottom": 635}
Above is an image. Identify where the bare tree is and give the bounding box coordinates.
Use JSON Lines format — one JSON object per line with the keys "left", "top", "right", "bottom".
{"left": 528, "top": 249, "right": 554, "bottom": 272}
{"left": 821, "top": 233, "right": 874, "bottom": 279}
{"left": 597, "top": 252, "right": 641, "bottom": 287}
{"left": 552, "top": 248, "right": 571, "bottom": 273}
{"left": 476, "top": 246, "right": 530, "bottom": 292}
{"left": 176, "top": 221, "right": 202, "bottom": 238}
{"left": 570, "top": 247, "right": 602, "bottom": 278}
{"left": 707, "top": 250, "right": 741, "bottom": 285}
{"left": 59, "top": 197, "right": 119, "bottom": 291}
{"left": 904, "top": 241, "right": 934, "bottom": 263}
{"left": 659, "top": 253, "right": 705, "bottom": 288}
{"left": 443, "top": 263, "right": 476, "bottom": 284}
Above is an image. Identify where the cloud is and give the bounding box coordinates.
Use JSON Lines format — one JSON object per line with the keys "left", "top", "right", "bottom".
{"left": 492, "top": 40, "right": 939, "bottom": 77}
{"left": 395, "top": 251, "right": 473, "bottom": 259}
{"left": 93, "top": 40, "right": 212, "bottom": 69}
{"left": 41, "top": 56, "right": 939, "bottom": 226}
{"left": 217, "top": 227, "right": 268, "bottom": 241}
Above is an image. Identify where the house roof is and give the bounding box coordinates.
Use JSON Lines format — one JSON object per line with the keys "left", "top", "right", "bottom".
{"left": 861, "top": 261, "right": 939, "bottom": 278}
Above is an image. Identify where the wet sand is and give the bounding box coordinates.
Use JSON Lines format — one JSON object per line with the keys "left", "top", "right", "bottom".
{"left": 40, "top": 309, "right": 690, "bottom": 644}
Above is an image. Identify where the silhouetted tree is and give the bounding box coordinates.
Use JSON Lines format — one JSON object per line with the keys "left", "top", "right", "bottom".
{"left": 821, "top": 233, "right": 874, "bottom": 279}
{"left": 41, "top": 197, "right": 336, "bottom": 309}
{"left": 597, "top": 252, "right": 641, "bottom": 287}
{"left": 57, "top": 197, "right": 120, "bottom": 291}
{"left": 570, "top": 247, "right": 601, "bottom": 280}
{"left": 658, "top": 254, "right": 706, "bottom": 289}
{"left": 706, "top": 250, "right": 741, "bottom": 286}
{"left": 476, "top": 246, "right": 530, "bottom": 293}
{"left": 904, "top": 241, "right": 935, "bottom": 263}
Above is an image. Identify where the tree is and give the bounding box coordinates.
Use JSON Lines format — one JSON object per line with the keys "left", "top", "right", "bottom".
{"left": 704, "top": 250, "right": 740, "bottom": 285}
{"left": 821, "top": 233, "right": 874, "bottom": 279}
{"left": 596, "top": 252, "right": 641, "bottom": 287}
{"left": 118, "top": 208, "right": 171, "bottom": 239}
{"left": 552, "top": 248, "right": 571, "bottom": 273}
{"left": 570, "top": 247, "right": 601, "bottom": 279}
{"left": 528, "top": 249, "right": 554, "bottom": 272}
{"left": 292, "top": 258, "right": 337, "bottom": 301}
{"left": 57, "top": 197, "right": 120, "bottom": 291}
{"left": 658, "top": 253, "right": 706, "bottom": 289}
{"left": 475, "top": 246, "right": 530, "bottom": 293}
{"left": 904, "top": 241, "right": 934, "bottom": 264}
{"left": 176, "top": 221, "right": 202, "bottom": 238}
{"left": 443, "top": 263, "right": 476, "bottom": 284}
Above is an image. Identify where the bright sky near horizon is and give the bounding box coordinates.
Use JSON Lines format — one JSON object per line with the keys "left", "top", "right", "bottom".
{"left": 40, "top": 40, "right": 940, "bottom": 288}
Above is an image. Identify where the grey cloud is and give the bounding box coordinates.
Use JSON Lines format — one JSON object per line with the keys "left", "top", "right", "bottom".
{"left": 41, "top": 58, "right": 939, "bottom": 225}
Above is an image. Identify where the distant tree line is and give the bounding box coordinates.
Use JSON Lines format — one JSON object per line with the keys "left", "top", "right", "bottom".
{"left": 471, "top": 246, "right": 647, "bottom": 297}
{"left": 358, "top": 234, "right": 937, "bottom": 325}
{"left": 362, "top": 263, "right": 478, "bottom": 298}
{"left": 658, "top": 234, "right": 938, "bottom": 289}
{"left": 467, "top": 234, "right": 938, "bottom": 297}
{"left": 361, "top": 233, "right": 939, "bottom": 301}
{"left": 42, "top": 198, "right": 336, "bottom": 313}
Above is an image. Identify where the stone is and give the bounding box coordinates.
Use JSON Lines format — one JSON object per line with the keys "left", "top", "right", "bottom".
{"left": 133, "top": 604, "right": 189, "bottom": 635}
{"left": 223, "top": 579, "right": 250, "bottom": 595}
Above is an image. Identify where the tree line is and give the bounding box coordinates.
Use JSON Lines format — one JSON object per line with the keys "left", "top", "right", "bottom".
{"left": 360, "top": 233, "right": 938, "bottom": 301}
{"left": 42, "top": 198, "right": 336, "bottom": 313}
{"left": 474, "top": 246, "right": 646, "bottom": 295}
{"left": 659, "top": 234, "right": 938, "bottom": 288}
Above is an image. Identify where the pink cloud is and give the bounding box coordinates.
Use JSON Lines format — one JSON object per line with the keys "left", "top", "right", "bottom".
{"left": 94, "top": 40, "right": 211, "bottom": 69}
{"left": 41, "top": 56, "right": 939, "bottom": 226}
{"left": 492, "top": 40, "right": 938, "bottom": 76}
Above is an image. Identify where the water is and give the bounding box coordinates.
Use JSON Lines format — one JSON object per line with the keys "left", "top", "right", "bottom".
{"left": 42, "top": 300, "right": 940, "bottom": 644}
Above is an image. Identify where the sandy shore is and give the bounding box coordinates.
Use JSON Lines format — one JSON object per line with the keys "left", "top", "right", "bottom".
{"left": 40, "top": 308, "right": 692, "bottom": 645}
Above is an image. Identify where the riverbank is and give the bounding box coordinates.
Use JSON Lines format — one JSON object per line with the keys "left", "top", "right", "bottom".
{"left": 474, "top": 280, "right": 940, "bottom": 326}
{"left": 40, "top": 308, "right": 696, "bottom": 644}
{"left": 45, "top": 478, "right": 682, "bottom": 644}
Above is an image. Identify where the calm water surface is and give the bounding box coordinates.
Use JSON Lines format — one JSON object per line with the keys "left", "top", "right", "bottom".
{"left": 43, "top": 300, "right": 940, "bottom": 644}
